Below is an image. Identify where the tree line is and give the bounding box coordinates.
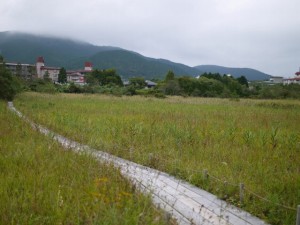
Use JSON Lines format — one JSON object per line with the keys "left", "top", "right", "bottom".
{"left": 1, "top": 55, "right": 300, "bottom": 100}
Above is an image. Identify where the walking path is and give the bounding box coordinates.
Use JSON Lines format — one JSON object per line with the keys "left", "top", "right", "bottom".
{"left": 8, "top": 102, "right": 268, "bottom": 225}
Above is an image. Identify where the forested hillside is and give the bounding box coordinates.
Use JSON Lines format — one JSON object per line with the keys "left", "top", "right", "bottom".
{"left": 0, "top": 32, "right": 271, "bottom": 80}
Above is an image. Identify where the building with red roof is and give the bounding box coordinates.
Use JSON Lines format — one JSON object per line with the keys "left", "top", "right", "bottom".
{"left": 36, "top": 56, "right": 60, "bottom": 81}
{"left": 283, "top": 69, "right": 300, "bottom": 85}
{"left": 66, "top": 62, "right": 93, "bottom": 85}
{"left": 5, "top": 56, "right": 93, "bottom": 84}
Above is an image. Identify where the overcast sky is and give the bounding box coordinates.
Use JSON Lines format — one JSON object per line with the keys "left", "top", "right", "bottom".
{"left": 1, "top": 0, "right": 299, "bottom": 77}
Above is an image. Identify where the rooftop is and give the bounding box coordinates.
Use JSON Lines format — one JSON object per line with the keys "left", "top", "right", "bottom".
{"left": 36, "top": 56, "right": 45, "bottom": 63}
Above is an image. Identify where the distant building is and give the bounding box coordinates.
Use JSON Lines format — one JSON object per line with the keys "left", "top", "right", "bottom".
{"left": 269, "top": 76, "right": 283, "bottom": 84}
{"left": 5, "top": 62, "right": 36, "bottom": 79}
{"left": 84, "top": 62, "right": 93, "bottom": 71}
{"left": 5, "top": 56, "right": 93, "bottom": 84}
{"left": 145, "top": 80, "right": 157, "bottom": 88}
{"left": 67, "top": 62, "right": 93, "bottom": 85}
{"left": 36, "top": 56, "right": 60, "bottom": 82}
{"left": 283, "top": 70, "right": 300, "bottom": 85}
{"left": 283, "top": 77, "right": 300, "bottom": 85}
{"left": 263, "top": 76, "right": 284, "bottom": 85}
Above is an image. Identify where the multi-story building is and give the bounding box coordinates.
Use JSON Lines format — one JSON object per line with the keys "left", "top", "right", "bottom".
{"left": 5, "top": 62, "right": 36, "bottom": 79}
{"left": 269, "top": 76, "right": 283, "bottom": 84}
{"left": 5, "top": 56, "right": 93, "bottom": 84}
{"left": 67, "top": 62, "right": 93, "bottom": 85}
{"left": 36, "top": 56, "right": 60, "bottom": 82}
{"left": 283, "top": 70, "right": 300, "bottom": 85}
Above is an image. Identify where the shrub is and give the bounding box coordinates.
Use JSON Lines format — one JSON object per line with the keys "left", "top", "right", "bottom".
{"left": 67, "top": 83, "right": 82, "bottom": 93}
{"left": 27, "top": 79, "right": 57, "bottom": 94}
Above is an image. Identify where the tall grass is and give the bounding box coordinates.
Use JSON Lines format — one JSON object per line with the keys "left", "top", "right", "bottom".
{"left": 0, "top": 100, "right": 171, "bottom": 225}
{"left": 15, "top": 92, "right": 300, "bottom": 224}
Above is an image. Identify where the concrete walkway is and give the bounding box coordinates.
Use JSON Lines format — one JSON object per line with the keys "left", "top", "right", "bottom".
{"left": 8, "top": 102, "right": 268, "bottom": 225}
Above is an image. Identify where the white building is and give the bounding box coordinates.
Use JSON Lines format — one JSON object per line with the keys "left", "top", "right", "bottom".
{"left": 283, "top": 71, "right": 300, "bottom": 85}
{"left": 67, "top": 62, "right": 93, "bottom": 85}
{"left": 5, "top": 56, "right": 93, "bottom": 84}
{"left": 36, "top": 56, "right": 60, "bottom": 82}
{"left": 5, "top": 62, "right": 36, "bottom": 79}
{"left": 269, "top": 76, "right": 283, "bottom": 84}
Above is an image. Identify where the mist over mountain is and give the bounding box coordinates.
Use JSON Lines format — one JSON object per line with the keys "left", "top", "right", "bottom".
{"left": 0, "top": 31, "right": 271, "bottom": 80}
{"left": 0, "top": 31, "right": 120, "bottom": 66}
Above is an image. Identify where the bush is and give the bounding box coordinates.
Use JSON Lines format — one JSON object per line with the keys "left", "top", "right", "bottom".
{"left": 67, "top": 83, "right": 82, "bottom": 93}
{"left": 27, "top": 79, "right": 57, "bottom": 94}
{"left": 124, "top": 85, "right": 137, "bottom": 96}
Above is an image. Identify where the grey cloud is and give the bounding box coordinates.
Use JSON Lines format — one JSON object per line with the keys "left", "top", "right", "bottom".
{"left": 1, "top": 0, "right": 300, "bottom": 76}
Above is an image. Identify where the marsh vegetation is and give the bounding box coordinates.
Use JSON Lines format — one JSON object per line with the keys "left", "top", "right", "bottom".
{"left": 14, "top": 93, "right": 300, "bottom": 224}
{"left": 0, "top": 100, "right": 170, "bottom": 225}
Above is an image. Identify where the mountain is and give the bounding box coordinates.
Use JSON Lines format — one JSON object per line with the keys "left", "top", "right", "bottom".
{"left": 84, "top": 50, "right": 200, "bottom": 78}
{"left": 194, "top": 65, "right": 270, "bottom": 81}
{"left": 0, "top": 31, "right": 271, "bottom": 80}
{"left": 0, "top": 31, "right": 200, "bottom": 79}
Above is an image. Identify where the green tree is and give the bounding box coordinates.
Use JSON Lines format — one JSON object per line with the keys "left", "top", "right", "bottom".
{"left": 163, "top": 80, "right": 181, "bottom": 95}
{"left": 202, "top": 72, "right": 223, "bottom": 82}
{"left": 58, "top": 67, "right": 67, "bottom": 83}
{"left": 129, "top": 77, "right": 146, "bottom": 89}
{"left": 85, "top": 73, "right": 98, "bottom": 85}
{"left": 0, "top": 56, "right": 21, "bottom": 100}
{"left": 178, "top": 76, "right": 197, "bottom": 95}
{"left": 237, "top": 76, "right": 249, "bottom": 87}
{"left": 199, "top": 72, "right": 248, "bottom": 97}
{"left": 165, "top": 70, "right": 175, "bottom": 81}
{"left": 199, "top": 77, "right": 225, "bottom": 97}
{"left": 90, "top": 69, "right": 122, "bottom": 86}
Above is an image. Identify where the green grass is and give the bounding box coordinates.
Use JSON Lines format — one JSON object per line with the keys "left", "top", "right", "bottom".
{"left": 0, "top": 100, "right": 171, "bottom": 225}
{"left": 15, "top": 92, "right": 300, "bottom": 225}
